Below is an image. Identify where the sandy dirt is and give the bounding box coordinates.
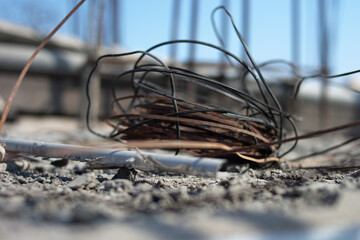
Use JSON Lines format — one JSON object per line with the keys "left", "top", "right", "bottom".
{"left": 0, "top": 116, "right": 360, "bottom": 240}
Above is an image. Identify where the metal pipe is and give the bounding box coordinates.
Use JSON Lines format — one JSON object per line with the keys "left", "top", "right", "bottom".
{"left": 218, "top": 0, "right": 230, "bottom": 80}
{"left": 318, "top": 0, "right": 329, "bottom": 128}
{"left": 187, "top": 0, "right": 199, "bottom": 71}
{"left": 72, "top": 0, "right": 80, "bottom": 37}
{"left": 112, "top": 0, "right": 119, "bottom": 46}
{"left": 242, "top": 0, "right": 250, "bottom": 61}
{"left": 87, "top": 0, "right": 96, "bottom": 45}
{"left": 169, "top": 0, "right": 181, "bottom": 64}
{"left": 291, "top": 0, "right": 300, "bottom": 66}
{"left": 0, "top": 137, "right": 226, "bottom": 175}
{"left": 97, "top": 0, "right": 106, "bottom": 50}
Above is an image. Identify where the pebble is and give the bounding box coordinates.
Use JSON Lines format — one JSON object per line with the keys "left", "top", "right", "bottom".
{"left": 67, "top": 173, "right": 96, "bottom": 190}
{"left": 350, "top": 170, "right": 360, "bottom": 178}
{"left": 199, "top": 185, "right": 226, "bottom": 202}
{"left": 113, "top": 179, "right": 133, "bottom": 191}
{"left": 111, "top": 167, "right": 137, "bottom": 181}
{"left": 51, "top": 178, "right": 62, "bottom": 185}
{"left": 167, "top": 188, "right": 182, "bottom": 201}
{"left": 103, "top": 181, "right": 115, "bottom": 192}
{"left": 134, "top": 182, "right": 153, "bottom": 193}
{"left": 86, "top": 180, "right": 99, "bottom": 190}
{"left": 70, "top": 203, "right": 107, "bottom": 223}
{"left": 62, "top": 187, "right": 73, "bottom": 194}
{"left": 6, "top": 160, "right": 30, "bottom": 172}
{"left": 0, "top": 163, "right": 6, "bottom": 171}
{"left": 17, "top": 176, "right": 27, "bottom": 184}
{"left": 0, "top": 145, "right": 5, "bottom": 161}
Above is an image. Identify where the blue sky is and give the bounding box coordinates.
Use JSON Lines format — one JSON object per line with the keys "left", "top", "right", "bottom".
{"left": 1, "top": 0, "right": 360, "bottom": 76}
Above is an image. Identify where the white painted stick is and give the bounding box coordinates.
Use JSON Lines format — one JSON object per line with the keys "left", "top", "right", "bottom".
{"left": 0, "top": 144, "right": 5, "bottom": 161}
{"left": 0, "top": 137, "right": 226, "bottom": 175}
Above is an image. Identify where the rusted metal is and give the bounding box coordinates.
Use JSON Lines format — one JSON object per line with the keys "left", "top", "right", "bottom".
{"left": 102, "top": 95, "right": 277, "bottom": 160}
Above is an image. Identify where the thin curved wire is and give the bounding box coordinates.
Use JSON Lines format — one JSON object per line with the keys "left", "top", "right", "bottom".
{"left": 86, "top": 6, "right": 331, "bottom": 159}
{"left": 86, "top": 51, "right": 179, "bottom": 139}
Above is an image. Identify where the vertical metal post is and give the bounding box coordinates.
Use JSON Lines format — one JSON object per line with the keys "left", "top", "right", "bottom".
{"left": 240, "top": 0, "right": 250, "bottom": 92}
{"left": 188, "top": 0, "right": 199, "bottom": 71}
{"left": 97, "top": 0, "right": 106, "bottom": 49}
{"left": 287, "top": 0, "right": 301, "bottom": 114}
{"left": 187, "top": 0, "right": 199, "bottom": 99}
{"left": 217, "top": 0, "right": 230, "bottom": 83}
{"left": 221, "top": 0, "right": 230, "bottom": 50}
{"left": 72, "top": 0, "right": 80, "bottom": 37}
{"left": 318, "top": 0, "right": 329, "bottom": 128}
{"left": 87, "top": 0, "right": 96, "bottom": 44}
{"left": 80, "top": 0, "right": 105, "bottom": 128}
{"left": 169, "top": 0, "right": 181, "bottom": 64}
{"left": 112, "top": 0, "right": 120, "bottom": 46}
{"left": 242, "top": 0, "right": 250, "bottom": 61}
{"left": 79, "top": 65, "right": 101, "bottom": 129}
{"left": 291, "top": 0, "right": 300, "bottom": 66}
{"left": 81, "top": 0, "right": 96, "bottom": 127}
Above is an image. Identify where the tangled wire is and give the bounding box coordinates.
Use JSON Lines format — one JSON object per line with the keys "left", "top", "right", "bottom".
{"left": 86, "top": 6, "right": 360, "bottom": 165}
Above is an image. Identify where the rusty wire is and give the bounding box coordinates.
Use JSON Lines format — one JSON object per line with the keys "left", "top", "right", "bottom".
{"left": 85, "top": 43, "right": 292, "bottom": 162}
{"left": 86, "top": 6, "right": 360, "bottom": 166}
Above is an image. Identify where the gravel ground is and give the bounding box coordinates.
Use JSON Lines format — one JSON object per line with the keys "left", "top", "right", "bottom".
{"left": 0, "top": 116, "right": 360, "bottom": 239}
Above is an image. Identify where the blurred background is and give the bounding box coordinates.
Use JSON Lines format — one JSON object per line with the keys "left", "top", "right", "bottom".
{"left": 0, "top": 0, "right": 359, "bottom": 133}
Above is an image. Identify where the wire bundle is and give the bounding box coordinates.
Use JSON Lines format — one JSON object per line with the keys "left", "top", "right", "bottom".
{"left": 86, "top": 7, "right": 360, "bottom": 163}
{"left": 85, "top": 7, "right": 301, "bottom": 163}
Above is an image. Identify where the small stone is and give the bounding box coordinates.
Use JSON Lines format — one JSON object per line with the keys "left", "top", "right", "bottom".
{"left": 156, "top": 179, "right": 165, "bottom": 188}
{"left": 103, "top": 181, "right": 115, "bottom": 192}
{"left": 167, "top": 189, "right": 182, "bottom": 201}
{"left": 111, "top": 167, "right": 137, "bottom": 181}
{"left": 51, "top": 178, "right": 62, "bottom": 185}
{"left": 17, "top": 176, "right": 27, "bottom": 184}
{"left": 86, "top": 180, "right": 100, "bottom": 190}
{"left": 200, "top": 185, "right": 226, "bottom": 202}
{"left": 6, "top": 160, "right": 29, "bottom": 172}
{"left": 350, "top": 170, "right": 360, "bottom": 178}
{"left": 219, "top": 179, "right": 231, "bottom": 189}
{"left": 34, "top": 166, "right": 45, "bottom": 173}
{"left": 259, "top": 171, "right": 271, "bottom": 179}
{"left": 37, "top": 177, "right": 45, "bottom": 183}
{"left": 67, "top": 173, "right": 96, "bottom": 190}
{"left": 71, "top": 204, "right": 106, "bottom": 223}
{"left": 134, "top": 182, "right": 153, "bottom": 193}
{"left": 302, "top": 170, "right": 319, "bottom": 180}
{"left": 73, "top": 164, "right": 87, "bottom": 174}
{"left": 0, "top": 145, "right": 5, "bottom": 161}
{"left": 50, "top": 159, "right": 69, "bottom": 167}
{"left": 0, "top": 163, "right": 6, "bottom": 171}
{"left": 271, "top": 186, "right": 286, "bottom": 195}
{"left": 247, "top": 168, "right": 256, "bottom": 178}
{"left": 63, "top": 187, "right": 73, "bottom": 194}
{"left": 113, "top": 179, "right": 133, "bottom": 191}
{"left": 132, "top": 193, "right": 153, "bottom": 209}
